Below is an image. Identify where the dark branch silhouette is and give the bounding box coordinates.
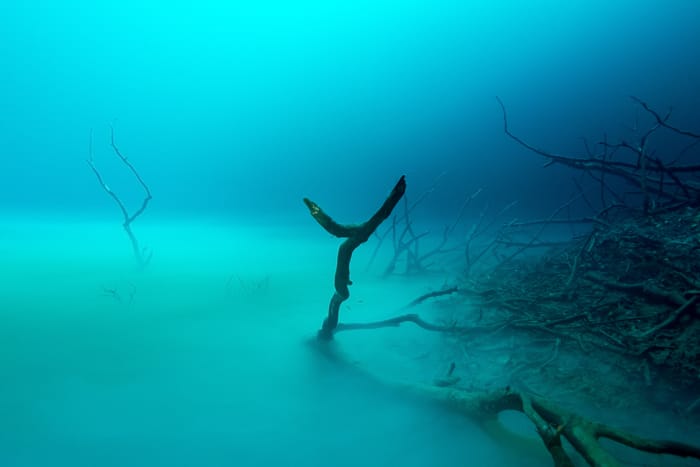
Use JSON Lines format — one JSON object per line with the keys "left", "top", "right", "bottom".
{"left": 316, "top": 326, "right": 700, "bottom": 467}
{"left": 304, "top": 176, "right": 406, "bottom": 339}
{"left": 87, "top": 126, "right": 153, "bottom": 268}
{"left": 496, "top": 96, "right": 700, "bottom": 213}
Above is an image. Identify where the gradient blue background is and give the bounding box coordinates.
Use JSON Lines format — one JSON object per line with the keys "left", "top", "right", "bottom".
{"left": 1, "top": 0, "right": 698, "bottom": 221}
{"left": 2, "top": 3, "right": 699, "bottom": 466}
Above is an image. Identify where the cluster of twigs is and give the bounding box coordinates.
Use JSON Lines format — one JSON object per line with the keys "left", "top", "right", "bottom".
{"left": 460, "top": 98, "right": 700, "bottom": 388}
{"left": 307, "top": 197, "right": 700, "bottom": 466}
{"left": 319, "top": 307, "right": 700, "bottom": 467}
{"left": 466, "top": 207, "right": 700, "bottom": 383}
{"left": 320, "top": 213, "right": 700, "bottom": 466}
{"left": 368, "top": 174, "right": 517, "bottom": 277}
{"left": 307, "top": 98, "right": 700, "bottom": 466}
{"left": 304, "top": 176, "right": 407, "bottom": 339}
{"left": 497, "top": 96, "right": 700, "bottom": 215}
{"left": 375, "top": 97, "right": 700, "bottom": 280}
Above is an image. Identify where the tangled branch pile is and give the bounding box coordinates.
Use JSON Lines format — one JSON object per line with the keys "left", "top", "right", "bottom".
{"left": 467, "top": 206, "right": 700, "bottom": 388}
{"left": 463, "top": 97, "right": 700, "bottom": 390}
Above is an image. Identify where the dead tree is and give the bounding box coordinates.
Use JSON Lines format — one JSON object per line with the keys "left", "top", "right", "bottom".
{"left": 87, "top": 126, "right": 153, "bottom": 268}
{"left": 366, "top": 172, "right": 445, "bottom": 275}
{"left": 304, "top": 176, "right": 406, "bottom": 339}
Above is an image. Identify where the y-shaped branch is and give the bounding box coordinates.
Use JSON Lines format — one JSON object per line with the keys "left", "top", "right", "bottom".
{"left": 304, "top": 176, "right": 406, "bottom": 339}
{"left": 87, "top": 127, "right": 153, "bottom": 268}
{"left": 314, "top": 341, "right": 700, "bottom": 467}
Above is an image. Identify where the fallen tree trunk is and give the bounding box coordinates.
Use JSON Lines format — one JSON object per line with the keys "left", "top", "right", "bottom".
{"left": 312, "top": 336, "right": 700, "bottom": 467}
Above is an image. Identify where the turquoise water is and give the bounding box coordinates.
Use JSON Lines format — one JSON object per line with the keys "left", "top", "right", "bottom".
{"left": 1, "top": 1, "right": 699, "bottom": 465}
{"left": 0, "top": 219, "right": 544, "bottom": 466}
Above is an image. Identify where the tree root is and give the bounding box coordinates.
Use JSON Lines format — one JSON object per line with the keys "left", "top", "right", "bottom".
{"left": 313, "top": 339, "right": 700, "bottom": 467}
{"left": 87, "top": 126, "right": 153, "bottom": 268}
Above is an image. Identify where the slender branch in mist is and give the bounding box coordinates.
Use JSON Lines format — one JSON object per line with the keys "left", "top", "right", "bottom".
{"left": 87, "top": 126, "right": 153, "bottom": 268}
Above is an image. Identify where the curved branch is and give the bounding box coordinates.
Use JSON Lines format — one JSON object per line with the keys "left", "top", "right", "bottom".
{"left": 87, "top": 128, "right": 153, "bottom": 268}
{"left": 630, "top": 96, "right": 700, "bottom": 139}
{"left": 314, "top": 341, "right": 700, "bottom": 467}
{"left": 335, "top": 313, "right": 455, "bottom": 333}
{"left": 496, "top": 97, "right": 700, "bottom": 209}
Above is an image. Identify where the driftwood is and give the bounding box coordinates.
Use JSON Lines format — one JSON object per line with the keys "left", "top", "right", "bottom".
{"left": 304, "top": 176, "right": 406, "bottom": 339}
{"left": 317, "top": 314, "right": 700, "bottom": 467}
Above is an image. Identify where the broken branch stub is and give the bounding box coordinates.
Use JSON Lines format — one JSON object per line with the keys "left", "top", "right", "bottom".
{"left": 304, "top": 175, "right": 406, "bottom": 339}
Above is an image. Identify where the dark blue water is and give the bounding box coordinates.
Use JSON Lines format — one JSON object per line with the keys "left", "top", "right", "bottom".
{"left": 3, "top": 1, "right": 698, "bottom": 219}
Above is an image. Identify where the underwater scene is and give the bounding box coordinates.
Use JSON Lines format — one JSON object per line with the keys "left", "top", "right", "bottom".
{"left": 1, "top": 1, "right": 700, "bottom": 466}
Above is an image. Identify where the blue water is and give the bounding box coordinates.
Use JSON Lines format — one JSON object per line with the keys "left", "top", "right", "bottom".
{"left": 1, "top": 1, "right": 699, "bottom": 466}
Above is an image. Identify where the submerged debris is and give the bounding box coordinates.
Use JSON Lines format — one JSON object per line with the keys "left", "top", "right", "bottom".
{"left": 464, "top": 206, "right": 700, "bottom": 398}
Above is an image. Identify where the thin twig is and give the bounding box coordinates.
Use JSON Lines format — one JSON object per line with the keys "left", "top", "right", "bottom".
{"left": 87, "top": 127, "right": 153, "bottom": 267}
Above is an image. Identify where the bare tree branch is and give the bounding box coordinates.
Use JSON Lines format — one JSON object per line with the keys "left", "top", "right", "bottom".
{"left": 87, "top": 127, "right": 153, "bottom": 268}
{"left": 304, "top": 176, "right": 406, "bottom": 339}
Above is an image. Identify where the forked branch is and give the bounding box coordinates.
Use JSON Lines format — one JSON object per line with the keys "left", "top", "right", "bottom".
{"left": 304, "top": 176, "right": 406, "bottom": 339}
{"left": 87, "top": 126, "right": 153, "bottom": 268}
